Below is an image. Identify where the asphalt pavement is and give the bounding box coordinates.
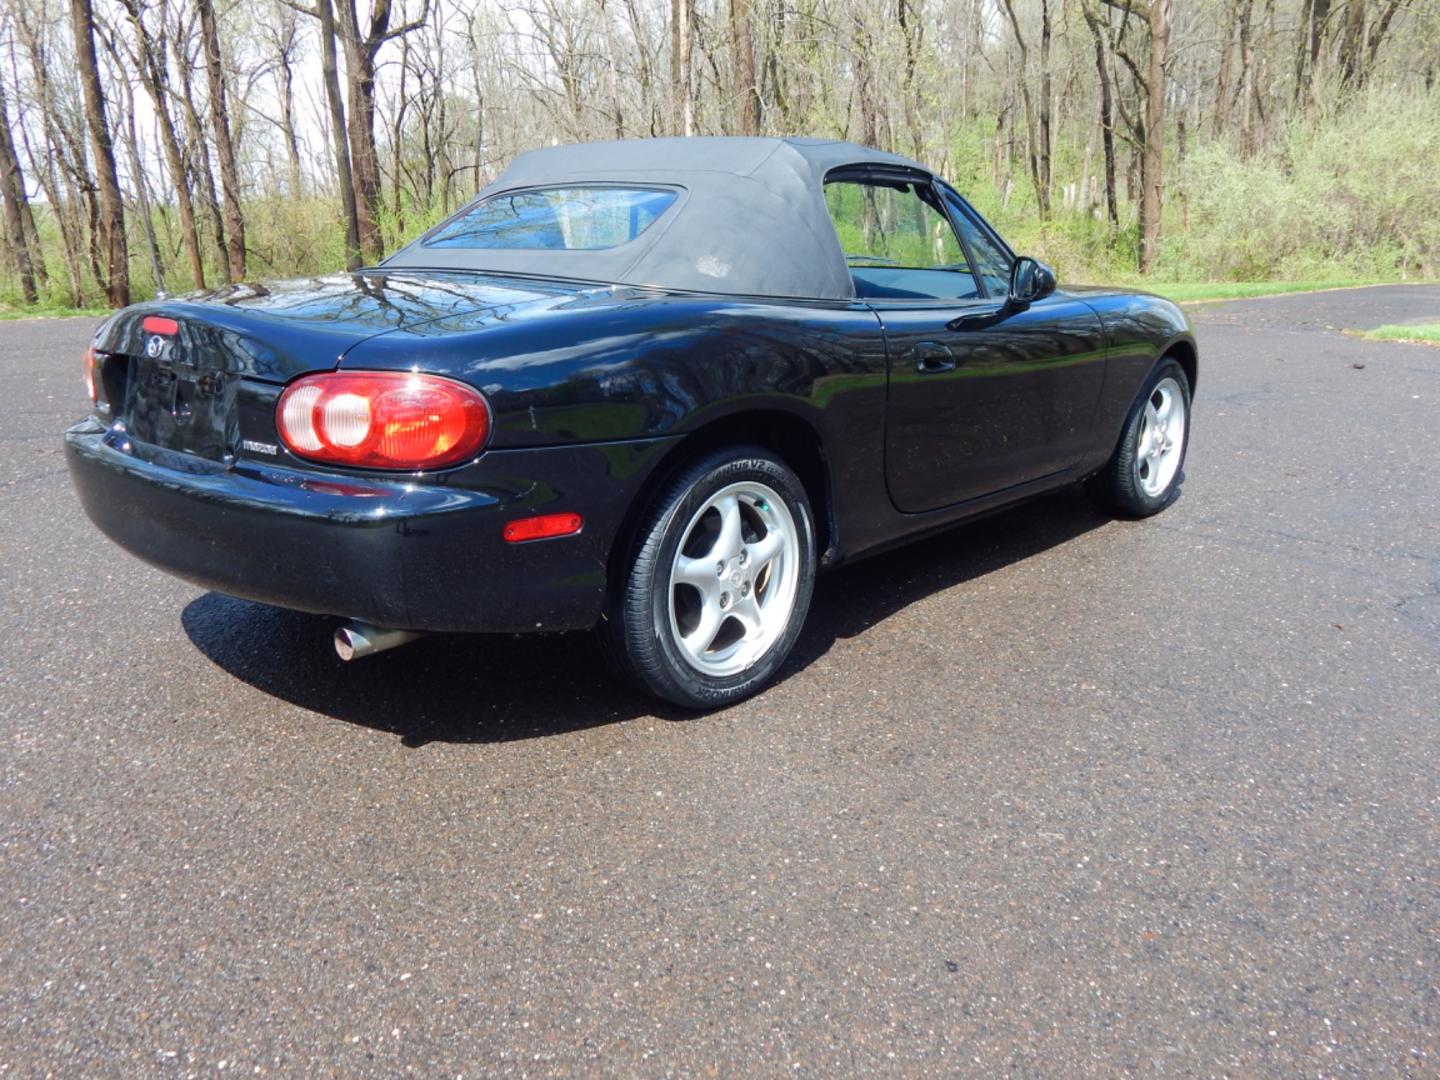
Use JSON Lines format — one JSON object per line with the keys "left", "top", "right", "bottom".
{"left": 2, "top": 285, "right": 1438, "bottom": 1076}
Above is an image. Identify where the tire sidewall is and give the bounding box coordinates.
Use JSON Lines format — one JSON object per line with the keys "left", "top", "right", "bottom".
{"left": 633, "top": 449, "right": 816, "bottom": 708}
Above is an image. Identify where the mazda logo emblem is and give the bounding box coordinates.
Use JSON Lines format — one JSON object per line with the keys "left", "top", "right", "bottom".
{"left": 144, "top": 335, "right": 165, "bottom": 358}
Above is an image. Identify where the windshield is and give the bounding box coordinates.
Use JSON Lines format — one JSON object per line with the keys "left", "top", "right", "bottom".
{"left": 422, "top": 186, "right": 678, "bottom": 251}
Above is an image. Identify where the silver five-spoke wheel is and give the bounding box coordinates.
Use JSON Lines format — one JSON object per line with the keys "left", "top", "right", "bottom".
{"left": 1085, "top": 357, "right": 1191, "bottom": 518}
{"left": 666, "top": 481, "right": 799, "bottom": 677}
{"left": 1135, "top": 375, "right": 1186, "bottom": 497}
{"left": 602, "top": 445, "right": 815, "bottom": 708}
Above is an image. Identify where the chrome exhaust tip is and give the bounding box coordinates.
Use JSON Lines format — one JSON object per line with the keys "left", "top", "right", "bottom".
{"left": 334, "top": 622, "right": 422, "bottom": 661}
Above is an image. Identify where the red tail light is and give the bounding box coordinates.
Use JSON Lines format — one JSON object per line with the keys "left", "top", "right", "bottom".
{"left": 276, "top": 372, "right": 490, "bottom": 470}
{"left": 83, "top": 344, "right": 98, "bottom": 403}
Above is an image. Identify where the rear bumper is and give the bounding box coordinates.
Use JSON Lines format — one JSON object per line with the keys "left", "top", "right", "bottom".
{"left": 65, "top": 419, "right": 677, "bottom": 633}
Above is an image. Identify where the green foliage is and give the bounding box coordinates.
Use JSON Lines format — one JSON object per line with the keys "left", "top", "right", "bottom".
{"left": 1356, "top": 322, "right": 1440, "bottom": 343}
{"left": 1167, "top": 86, "right": 1440, "bottom": 281}
{"left": 825, "top": 180, "right": 963, "bottom": 268}
{"left": 936, "top": 85, "right": 1440, "bottom": 289}
{"left": 1134, "top": 280, "right": 1390, "bottom": 303}
{"left": 243, "top": 196, "right": 354, "bottom": 281}
{"left": 0, "top": 300, "right": 110, "bottom": 320}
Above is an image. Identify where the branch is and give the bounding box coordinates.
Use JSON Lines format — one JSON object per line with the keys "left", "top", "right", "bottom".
{"left": 380, "top": 0, "right": 431, "bottom": 44}
{"left": 279, "top": 0, "right": 320, "bottom": 18}
{"left": 1097, "top": 0, "right": 1152, "bottom": 15}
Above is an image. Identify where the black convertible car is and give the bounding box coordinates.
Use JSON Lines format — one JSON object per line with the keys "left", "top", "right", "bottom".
{"left": 66, "top": 137, "right": 1195, "bottom": 708}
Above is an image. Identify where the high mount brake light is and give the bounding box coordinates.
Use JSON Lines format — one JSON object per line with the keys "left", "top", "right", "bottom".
{"left": 276, "top": 372, "right": 490, "bottom": 471}
{"left": 141, "top": 315, "right": 179, "bottom": 336}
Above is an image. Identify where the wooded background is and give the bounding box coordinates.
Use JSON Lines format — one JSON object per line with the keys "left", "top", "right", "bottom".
{"left": 0, "top": 0, "right": 1436, "bottom": 310}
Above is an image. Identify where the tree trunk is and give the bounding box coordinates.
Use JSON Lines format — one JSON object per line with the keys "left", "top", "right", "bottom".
{"left": 277, "top": 44, "right": 304, "bottom": 198}
{"left": 1138, "top": 0, "right": 1169, "bottom": 273}
{"left": 729, "top": 0, "right": 759, "bottom": 135}
{"left": 0, "top": 73, "right": 39, "bottom": 303}
{"left": 623, "top": 0, "right": 659, "bottom": 135}
{"left": 336, "top": 0, "right": 394, "bottom": 261}
{"left": 1083, "top": 3, "right": 1119, "bottom": 231}
{"left": 1000, "top": 0, "right": 1049, "bottom": 218}
{"left": 1336, "top": 0, "right": 1365, "bottom": 87}
{"left": 12, "top": 14, "right": 84, "bottom": 304}
{"left": 670, "top": 0, "right": 693, "bottom": 135}
{"left": 597, "top": 0, "right": 626, "bottom": 137}
{"left": 1292, "top": 0, "right": 1327, "bottom": 115}
{"left": 0, "top": 41, "right": 47, "bottom": 289}
{"left": 896, "top": 0, "right": 925, "bottom": 162}
{"left": 119, "top": 0, "right": 207, "bottom": 290}
{"left": 197, "top": 0, "right": 246, "bottom": 280}
{"left": 69, "top": 0, "right": 128, "bottom": 307}
{"left": 1038, "top": 0, "right": 1053, "bottom": 212}
{"left": 1214, "top": 0, "right": 1236, "bottom": 136}
{"left": 317, "top": 0, "right": 361, "bottom": 269}
{"left": 18, "top": 184, "right": 46, "bottom": 290}
{"left": 1362, "top": 0, "right": 1405, "bottom": 80}
{"left": 171, "top": 30, "right": 228, "bottom": 282}
{"left": 114, "top": 68, "right": 166, "bottom": 294}
{"left": 1237, "top": 0, "right": 1256, "bottom": 154}
{"left": 850, "top": 4, "right": 878, "bottom": 149}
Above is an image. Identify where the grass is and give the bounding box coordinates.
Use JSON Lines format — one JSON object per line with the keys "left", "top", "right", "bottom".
{"left": 1353, "top": 322, "right": 1440, "bottom": 344}
{"left": 1126, "top": 280, "right": 1395, "bottom": 304}
{"left": 0, "top": 301, "right": 111, "bottom": 321}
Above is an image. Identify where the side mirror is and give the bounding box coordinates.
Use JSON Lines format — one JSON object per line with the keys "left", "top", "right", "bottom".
{"left": 1008, "top": 256, "right": 1057, "bottom": 309}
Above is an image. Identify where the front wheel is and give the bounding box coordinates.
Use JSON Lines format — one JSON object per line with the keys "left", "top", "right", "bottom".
{"left": 1087, "top": 359, "right": 1192, "bottom": 517}
{"left": 601, "top": 446, "right": 816, "bottom": 709}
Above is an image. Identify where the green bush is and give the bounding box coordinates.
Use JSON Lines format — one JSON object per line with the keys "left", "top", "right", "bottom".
{"left": 1168, "top": 86, "right": 1440, "bottom": 281}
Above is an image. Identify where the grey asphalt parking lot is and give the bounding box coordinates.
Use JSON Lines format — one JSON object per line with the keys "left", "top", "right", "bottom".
{"left": 2, "top": 285, "right": 1437, "bottom": 1076}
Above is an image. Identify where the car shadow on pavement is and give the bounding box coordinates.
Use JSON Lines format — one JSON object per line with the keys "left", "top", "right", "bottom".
{"left": 182, "top": 485, "right": 1116, "bottom": 747}
{"left": 784, "top": 485, "right": 1114, "bottom": 676}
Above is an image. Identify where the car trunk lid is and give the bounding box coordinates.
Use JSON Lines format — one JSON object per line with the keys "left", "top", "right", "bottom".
{"left": 91, "top": 270, "right": 590, "bottom": 464}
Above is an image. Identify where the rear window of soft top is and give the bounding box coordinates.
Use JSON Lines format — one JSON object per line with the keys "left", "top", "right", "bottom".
{"left": 423, "top": 186, "right": 677, "bottom": 251}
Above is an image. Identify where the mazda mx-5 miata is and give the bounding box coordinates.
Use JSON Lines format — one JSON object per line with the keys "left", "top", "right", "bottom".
{"left": 66, "top": 137, "right": 1196, "bottom": 708}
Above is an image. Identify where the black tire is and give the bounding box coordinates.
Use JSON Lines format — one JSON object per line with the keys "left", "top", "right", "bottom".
{"left": 599, "top": 445, "right": 817, "bottom": 710}
{"left": 1086, "top": 358, "right": 1192, "bottom": 518}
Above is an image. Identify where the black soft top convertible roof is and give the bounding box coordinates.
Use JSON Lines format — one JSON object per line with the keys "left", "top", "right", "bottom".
{"left": 382, "top": 136, "right": 933, "bottom": 301}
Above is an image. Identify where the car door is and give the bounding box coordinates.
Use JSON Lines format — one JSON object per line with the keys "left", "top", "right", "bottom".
{"left": 825, "top": 173, "right": 1107, "bottom": 514}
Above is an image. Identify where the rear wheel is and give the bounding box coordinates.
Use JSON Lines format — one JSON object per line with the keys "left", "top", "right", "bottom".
{"left": 1087, "top": 358, "right": 1191, "bottom": 517}
{"left": 601, "top": 446, "right": 816, "bottom": 709}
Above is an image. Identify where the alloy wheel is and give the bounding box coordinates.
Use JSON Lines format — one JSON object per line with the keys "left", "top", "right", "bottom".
{"left": 1135, "top": 375, "right": 1187, "bottom": 497}
{"left": 665, "top": 481, "right": 800, "bottom": 677}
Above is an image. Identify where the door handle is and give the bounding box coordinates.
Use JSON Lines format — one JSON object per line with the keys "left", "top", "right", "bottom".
{"left": 912, "top": 341, "right": 956, "bottom": 374}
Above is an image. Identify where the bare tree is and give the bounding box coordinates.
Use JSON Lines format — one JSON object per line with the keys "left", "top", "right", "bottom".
{"left": 1000, "top": 0, "right": 1052, "bottom": 218}
{"left": 96, "top": 14, "right": 166, "bottom": 293}
{"left": 255, "top": 0, "right": 306, "bottom": 198}
{"left": 335, "top": 0, "right": 429, "bottom": 260}
{"left": 168, "top": 7, "right": 229, "bottom": 280}
{"left": 1082, "top": 0, "right": 1119, "bottom": 230}
{"left": 118, "top": 0, "right": 208, "bottom": 290}
{"left": 895, "top": 0, "right": 925, "bottom": 162}
{"left": 0, "top": 51, "right": 40, "bottom": 303}
{"left": 197, "top": 0, "right": 246, "bottom": 279}
{"left": 729, "top": 0, "right": 758, "bottom": 135}
{"left": 1097, "top": 0, "right": 1170, "bottom": 271}
{"left": 278, "top": 0, "right": 362, "bottom": 265}
{"left": 12, "top": 2, "right": 87, "bottom": 305}
{"left": 671, "top": 0, "right": 693, "bottom": 135}
{"left": 69, "top": 0, "right": 128, "bottom": 306}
